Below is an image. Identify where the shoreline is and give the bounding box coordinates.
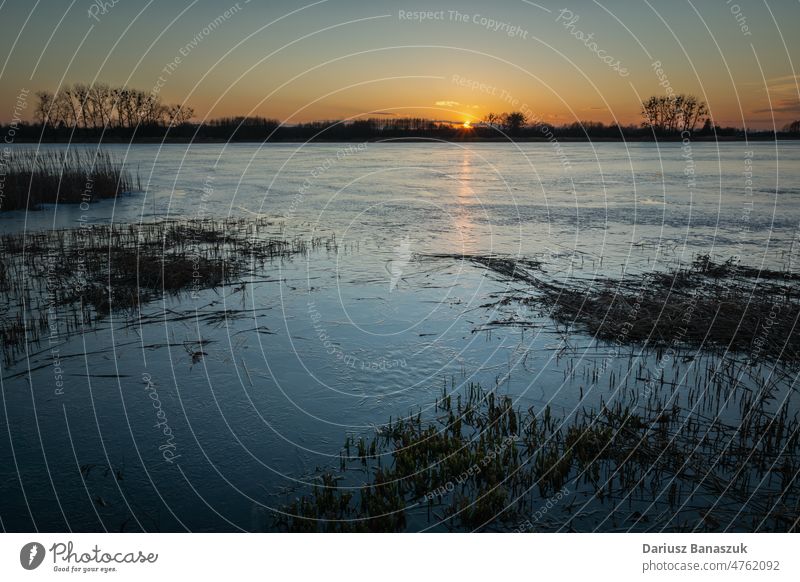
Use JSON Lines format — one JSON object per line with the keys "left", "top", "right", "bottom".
{"left": 5, "top": 136, "right": 798, "bottom": 144}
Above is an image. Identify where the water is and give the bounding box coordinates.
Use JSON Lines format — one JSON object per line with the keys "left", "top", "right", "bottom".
{"left": 1, "top": 141, "right": 799, "bottom": 531}
{"left": 4, "top": 141, "right": 798, "bottom": 262}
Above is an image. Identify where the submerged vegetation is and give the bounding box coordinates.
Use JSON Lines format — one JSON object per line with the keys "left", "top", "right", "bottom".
{"left": 278, "top": 373, "right": 800, "bottom": 532}
{"left": 277, "top": 252, "right": 800, "bottom": 532}
{"left": 0, "top": 218, "right": 334, "bottom": 366}
{"left": 430, "top": 252, "right": 800, "bottom": 366}
{"left": 2, "top": 215, "right": 799, "bottom": 532}
{"left": 0, "top": 149, "right": 138, "bottom": 211}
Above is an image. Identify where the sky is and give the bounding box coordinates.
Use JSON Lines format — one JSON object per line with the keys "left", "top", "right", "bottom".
{"left": 0, "top": 0, "right": 799, "bottom": 129}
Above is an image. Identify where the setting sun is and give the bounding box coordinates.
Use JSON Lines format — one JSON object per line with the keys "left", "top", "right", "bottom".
{"left": 462, "top": 120, "right": 472, "bottom": 129}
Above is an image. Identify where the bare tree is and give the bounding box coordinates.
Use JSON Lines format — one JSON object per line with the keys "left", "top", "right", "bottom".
{"left": 53, "top": 90, "right": 79, "bottom": 128}
{"left": 483, "top": 112, "right": 500, "bottom": 129}
{"left": 33, "top": 82, "right": 198, "bottom": 131}
{"left": 33, "top": 90, "right": 54, "bottom": 127}
{"left": 88, "top": 83, "right": 115, "bottom": 129}
{"left": 167, "top": 104, "right": 195, "bottom": 125}
{"left": 641, "top": 94, "right": 708, "bottom": 133}
{"left": 71, "top": 83, "right": 91, "bottom": 128}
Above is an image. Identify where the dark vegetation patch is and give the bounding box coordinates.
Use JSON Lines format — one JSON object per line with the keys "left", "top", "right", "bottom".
{"left": 0, "top": 149, "right": 138, "bottom": 211}
{"left": 0, "top": 219, "right": 334, "bottom": 365}
{"left": 276, "top": 252, "right": 800, "bottom": 532}
{"left": 427, "top": 252, "right": 800, "bottom": 365}
{"left": 278, "top": 377, "right": 800, "bottom": 532}
{"left": 541, "top": 255, "right": 800, "bottom": 364}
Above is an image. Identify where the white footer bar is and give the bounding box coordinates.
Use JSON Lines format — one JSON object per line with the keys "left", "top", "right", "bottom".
{"left": 1, "top": 533, "right": 796, "bottom": 580}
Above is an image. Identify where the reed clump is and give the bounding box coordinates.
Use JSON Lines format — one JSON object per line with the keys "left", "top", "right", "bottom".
{"left": 427, "top": 252, "right": 800, "bottom": 365}
{"left": 0, "top": 149, "right": 138, "bottom": 211}
{"left": 0, "top": 218, "right": 334, "bottom": 365}
{"left": 278, "top": 374, "right": 800, "bottom": 532}
{"left": 539, "top": 255, "right": 800, "bottom": 364}
{"left": 277, "top": 383, "right": 526, "bottom": 532}
{"left": 276, "top": 252, "right": 800, "bottom": 533}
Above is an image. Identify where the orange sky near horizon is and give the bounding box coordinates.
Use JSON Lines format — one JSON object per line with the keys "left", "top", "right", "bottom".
{"left": 1, "top": 0, "right": 798, "bottom": 130}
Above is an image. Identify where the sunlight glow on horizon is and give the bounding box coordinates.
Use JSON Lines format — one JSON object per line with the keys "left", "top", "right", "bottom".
{"left": 0, "top": 1, "right": 798, "bottom": 129}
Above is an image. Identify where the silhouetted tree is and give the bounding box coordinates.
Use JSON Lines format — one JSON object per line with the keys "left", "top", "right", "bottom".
{"left": 641, "top": 94, "right": 708, "bottom": 133}
{"left": 167, "top": 104, "right": 194, "bottom": 126}
{"left": 12, "top": 87, "right": 776, "bottom": 142}
{"left": 33, "top": 90, "right": 54, "bottom": 127}
{"left": 783, "top": 120, "right": 800, "bottom": 134}
{"left": 31, "top": 83, "right": 198, "bottom": 131}
{"left": 483, "top": 112, "right": 501, "bottom": 129}
{"left": 501, "top": 111, "right": 527, "bottom": 135}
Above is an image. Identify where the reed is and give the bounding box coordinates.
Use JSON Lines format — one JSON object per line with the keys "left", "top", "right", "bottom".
{"left": 277, "top": 254, "right": 800, "bottom": 532}
{"left": 539, "top": 256, "right": 800, "bottom": 364}
{"left": 0, "top": 148, "right": 138, "bottom": 211}
{"left": 0, "top": 218, "right": 335, "bottom": 366}
{"left": 426, "top": 252, "right": 800, "bottom": 365}
{"left": 278, "top": 372, "right": 799, "bottom": 532}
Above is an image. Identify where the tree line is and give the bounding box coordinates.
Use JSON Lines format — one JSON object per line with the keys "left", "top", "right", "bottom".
{"left": 2, "top": 86, "right": 795, "bottom": 141}
{"left": 33, "top": 83, "right": 194, "bottom": 130}
{"left": 483, "top": 94, "right": 710, "bottom": 137}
